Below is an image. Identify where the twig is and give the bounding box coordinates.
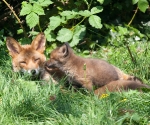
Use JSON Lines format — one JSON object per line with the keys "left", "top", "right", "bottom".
{"left": 128, "top": 7, "right": 138, "bottom": 26}
{"left": 0, "top": 4, "right": 20, "bottom": 20}
{"left": 38, "top": 23, "right": 42, "bottom": 32}
{"left": 125, "top": 7, "right": 138, "bottom": 64}
{"left": 126, "top": 44, "right": 136, "bottom": 63}
{"left": 2, "top": 0, "right": 27, "bottom": 37}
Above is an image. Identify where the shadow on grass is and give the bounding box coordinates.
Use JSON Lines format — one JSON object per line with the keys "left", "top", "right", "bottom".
{"left": 12, "top": 86, "right": 89, "bottom": 122}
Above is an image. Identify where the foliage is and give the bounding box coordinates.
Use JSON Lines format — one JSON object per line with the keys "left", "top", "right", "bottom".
{"left": 19, "top": 0, "right": 103, "bottom": 50}
{"left": 0, "top": 29, "right": 5, "bottom": 46}
{"left": 0, "top": 0, "right": 150, "bottom": 55}
{"left": 20, "top": 0, "right": 53, "bottom": 29}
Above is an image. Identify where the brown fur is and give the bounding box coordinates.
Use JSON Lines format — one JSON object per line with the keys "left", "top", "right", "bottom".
{"left": 6, "top": 33, "right": 46, "bottom": 75}
{"left": 45, "top": 43, "right": 150, "bottom": 95}
{"left": 6, "top": 33, "right": 63, "bottom": 82}
{"left": 40, "top": 63, "right": 65, "bottom": 83}
{"left": 95, "top": 80, "right": 150, "bottom": 95}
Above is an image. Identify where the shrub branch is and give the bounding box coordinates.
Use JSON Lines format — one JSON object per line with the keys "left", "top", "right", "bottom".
{"left": 128, "top": 7, "right": 138, "bottom": 26}
{"left": 125, "top": 7, "right": 139, "bottom": 64}
{"left": 2, "top": 0, "right": 27, "bottom": 37}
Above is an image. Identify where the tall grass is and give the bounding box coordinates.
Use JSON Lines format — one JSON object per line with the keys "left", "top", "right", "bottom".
{"left": 0, "top": 42, "right": 150, "bottom": 125}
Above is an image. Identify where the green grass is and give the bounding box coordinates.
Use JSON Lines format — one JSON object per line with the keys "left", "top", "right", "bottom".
{"left": 1, "top": 42, "right": 150, "bottom": 125}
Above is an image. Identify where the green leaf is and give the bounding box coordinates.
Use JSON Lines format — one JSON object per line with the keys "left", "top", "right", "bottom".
{"left": 89, "top": 15, "right": 102, "bottom": 29}
{"left": 56, "top": 28, "right": 73, "bottom": 42}
{"left": 45, "top": 32, "right": 56, "bottom": 42}
{"left": 26, "top": 12, "right": 39, "bottom": 28}
{"left": 38, "top": 0, "right": 53, "bottom": 7}
{"left": 60, "top": 11, "right": 73, "bottom": 16}
{"left": 118, "top": 26, "right": 128, "bottom": 35}
{"left": 83, "top": 50, "right": 90, "bottom": 54}
{"left": 132, "top": 0, "right": 139, "bottom": 4}
{"left": 97, "top": 0, "right": 104, "bottom": 4}
{"left": 79, "top": 10, "right": 91, "bottom": 17}
{"left": 49, "top": 16, "right": 61, "bottom": 30}
{"left": 46, "top": 43, "right": 57, "bottom": 54}
{"left": 60, "top": 16, "right": 67, "bottom": 24}
{"left": 29, "top": 0, "right": 36, "bottom": 3}
{"left": 91, "top": 6, "right": 103, "bottom": 14}
{"left": 70, "top": 25, "right": 86, "bottom": 47}
{"left": 138, "top": 0, "right": 149, "bottom": 13}
{"left": 32, "top": 3, "right": 45, "bottom": 15}
{"left": 44, "top": 25, "right": 52, "bottom": 35}
{"left": 20, "top": 3, "right": 32, "bottom": 16}
{"left": 17, "top": 29, "right": 23, "bottom": 34}
{"left": 60, "top": 10, "right": 78, "bottom": 20}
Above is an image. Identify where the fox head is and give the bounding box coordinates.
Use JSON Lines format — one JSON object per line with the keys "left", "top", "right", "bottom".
{"left": 6, "top": 33, "right": 46, "bottom": 76}
{"left": 45, "top": 42, "right": 73, "bottom": 69}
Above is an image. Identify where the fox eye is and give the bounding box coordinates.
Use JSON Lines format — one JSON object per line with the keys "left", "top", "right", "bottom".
{"left": 20, "top": 61, "right": 26, "bottom": 65}
{"left": 35, "top": 58, "right": 40, "bottom": 62}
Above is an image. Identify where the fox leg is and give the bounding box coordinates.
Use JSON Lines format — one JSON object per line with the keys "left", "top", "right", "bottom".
{"left": 75, "top": 78, "right": 93, "bottom": 91}
{"left": 94, "top": 80, "right": 150, "bottom": 96}
{"left": 40, "top": 69, "right": 58, "bottom": 84}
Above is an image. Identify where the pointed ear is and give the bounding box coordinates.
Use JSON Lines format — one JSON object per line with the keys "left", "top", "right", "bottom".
{"left": 31, "top": 32, "right": 46, "bottom": 53}
{"left": 59, "top": 42, "right": 70, "bottom": 57}
{"left": 6, "top": 37, "right": 22, "bottom": 57}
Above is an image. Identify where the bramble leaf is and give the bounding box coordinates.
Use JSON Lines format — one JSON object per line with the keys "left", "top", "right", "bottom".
{"left": 32, "top": 4, "right": 45, "bottom": 15}
{"left": 20, "top": 3, "right": 32, "bottom": 16}
{"left": 132, "top": 0, "right": 139, "bottom": 4}
{"left": 60, "top": 10, "right": 78, "bottom": 20}
{"left": 118, "top": 26, "right": 128, "bottom": 35}
{"left": 56, "top": 28, "right": 73, "bottom": 42}
{"left": 89, "top": 15, "right": 102, "bottom": 29}
{"left": 79, "top": 10, "right": 91, "bottom": 17}
{"left": 61, "top": 11, "right": 73, "bottom": 16}
{"left": 45, "top": 32, "right": 56, "bottom": 42}
{"left": 38, "top": 0, "right": 53, "bottom": 7}
{"left": 138, "top": 0, "right": 149, "bottom": 13}
{"left": 97, "top": 0, "right": 104, "bottom": 4}
{"left": 26, "top": 12, "right": 39, "bottom": 28}
{"left": 91, "top": 6, "right": 103, "bottom": 14}
{"left": 70, "top": 25, "right": 86, "bottom": 47}
{"left": 49, "top": 16, "right": 61, "bottom": 30}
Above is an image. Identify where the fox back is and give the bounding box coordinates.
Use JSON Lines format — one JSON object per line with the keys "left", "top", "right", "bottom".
{"left": 6, "top": 33, "right": 46, "bottom": 76}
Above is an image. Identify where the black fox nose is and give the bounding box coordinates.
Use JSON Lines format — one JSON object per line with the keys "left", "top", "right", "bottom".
{"left": 31, "top": 69, "right": 36, "bottom": 75}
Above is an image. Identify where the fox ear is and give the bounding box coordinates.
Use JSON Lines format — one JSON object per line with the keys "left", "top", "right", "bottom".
{"left": 31, "top": 32, "right": 46, "bottom": 53}
{"left": 59, "top": 42, "right": 70, "bottom": 57}
{"left": 6, "top": 37, "right": 22, "bottom": 57}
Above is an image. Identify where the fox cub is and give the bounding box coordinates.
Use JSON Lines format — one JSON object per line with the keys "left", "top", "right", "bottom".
{"left": 45, "top": 43, "right": 150, "bottom": 95}
{"left": 6, "top": 33, "right": 63, "bottom": 82}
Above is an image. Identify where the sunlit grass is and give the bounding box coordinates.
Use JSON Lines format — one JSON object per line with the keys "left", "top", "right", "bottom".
{"left": 0, "top": 42, "right": 150, "bottom": 124}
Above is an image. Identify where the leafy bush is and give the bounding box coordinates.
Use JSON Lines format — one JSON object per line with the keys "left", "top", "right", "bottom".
{"left": 0, "top": 0, "right": 150, "bottom": 55}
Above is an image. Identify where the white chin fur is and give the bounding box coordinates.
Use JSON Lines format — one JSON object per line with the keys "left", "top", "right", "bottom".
{"left": 20, "top": 68, "right": 40, "bottom": 76}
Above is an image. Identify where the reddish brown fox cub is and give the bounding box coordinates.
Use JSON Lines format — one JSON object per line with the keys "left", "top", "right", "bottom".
{"left": 6, "top": 33, "right": 63, "bottom": 81}
{"left": 45, "top": 43, "right": 150, "bottom": 95}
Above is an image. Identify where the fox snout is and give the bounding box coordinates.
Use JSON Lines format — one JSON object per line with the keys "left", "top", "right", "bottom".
{"left": 31, "top": 69, "right": 37, "bottom": 75}
{"left": 20, "top": 69, "right": 40, "bottom": 76}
